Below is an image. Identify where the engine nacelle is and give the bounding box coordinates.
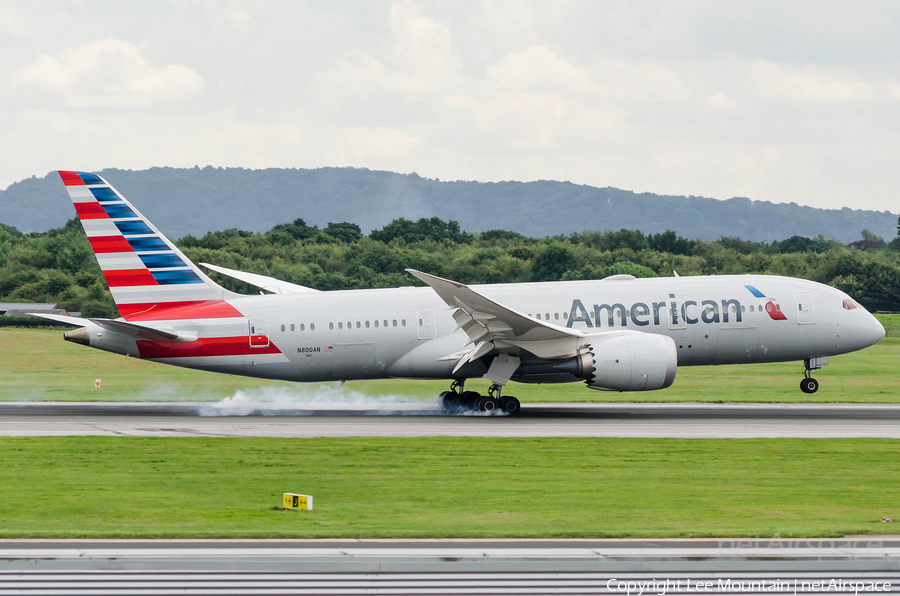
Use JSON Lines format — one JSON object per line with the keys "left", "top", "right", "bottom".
{"left": 557, "top": 332, "right": 677, "bottom": 391}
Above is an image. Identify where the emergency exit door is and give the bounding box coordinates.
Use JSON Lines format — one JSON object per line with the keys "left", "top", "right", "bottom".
{"left": 248, "top": 316, "right": 270, "bottom": 347}
{"left": 416, "top": 308, "right": 436, "bottom": 339}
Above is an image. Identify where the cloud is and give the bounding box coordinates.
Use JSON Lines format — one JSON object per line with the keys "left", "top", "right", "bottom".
{"left": 751, "top": 60, "right": 900, "bottom": 103}
{"left": 487, "top": 45, "right": 598, "bottom": 95}
{"left": 313, "top": 0, "right": 461, "bottom": 98}
{"left": 15, "top": 38, "right": 205, "bottom": 107}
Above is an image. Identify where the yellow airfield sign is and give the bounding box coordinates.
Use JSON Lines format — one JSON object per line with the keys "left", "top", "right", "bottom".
{"left": 283, "top": 493, "right": 313, "bottom": 510}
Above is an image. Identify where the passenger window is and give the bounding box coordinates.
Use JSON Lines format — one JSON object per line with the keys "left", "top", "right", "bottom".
{"left": 290, "top": 324, "right": 295, "bottom": 331}
{"left": 347, "top": 321, "right": 351, "bottom": 328}
{"left": 535, "top": 313, "right": 541, "bottom": 320}
{"left": 775, "top": 304, "right": 781, "bottom": 311}
{"left": 554, "top": 313, "right": 559, "bottom": 320}
{"left": 393, "top": 319, "right": 397, "bottom": 327}
{"left": 419, "top": 318, "right": 423, "bottom": 326}
{"left": 384, "top": 320, "right": 388, "bottom": 327}
{"left": 563, "top": 312, "right": 568, "bottom": 319}
{"left": 338, "top": 322, "right": 343, "bottom": 329}
{"left": 310, "top": 323, "right": 315, "bottom": 331}
{"left": 300, "top": 323, "right": 305, "bottom": 331}
{"left": 374, "top": 320, "right": 379, "bottom": 327}
{"left": 356, "top": 321, "right": 361, "bottom": 328}
{"left": 366, "top": 321, "right": 370, "bottom": 328}
{"left": 545, "top": 313, "right": 550, "bottom": 320}
{"left": 749, "top": 305, "right": 754, "bottom": 313}
{"left": 280, "top": 324, "right": 285, "bottom": 332}
{"left": 402, "top": 319, "right": 406, "bottom": 326}
{"left": 329, "top": 323, "right": 333, "bottom": 329}
{"left": 741, "top": 305, "right": 745, "bottom": 312}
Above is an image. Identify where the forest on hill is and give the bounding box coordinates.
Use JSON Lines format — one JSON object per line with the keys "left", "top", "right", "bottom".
{"left": 2, "top": 166, "right": 898, "bottom": 243}
{"left": 2, "top": 215, "right": 899, "bottom": 319}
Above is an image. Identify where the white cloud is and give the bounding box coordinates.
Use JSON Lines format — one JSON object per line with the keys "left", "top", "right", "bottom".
{"left": 751, "top": 60, "right": 900, "bottom": 103}
{"left": 14, "top": 39, "right": 205, "bottom": 107}
{"left": 488, "top": 45, "right": 598, "bottom": 95}
{"left": 313, "top": 0, "right": 461, "bottom": 98}
{"left": 707, "top": 91, "right": 737, "bottom": 111}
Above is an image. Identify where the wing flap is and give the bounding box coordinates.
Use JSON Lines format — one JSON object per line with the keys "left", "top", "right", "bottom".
{"left": 408, "top": 269, "right": 584, "bottom": 361}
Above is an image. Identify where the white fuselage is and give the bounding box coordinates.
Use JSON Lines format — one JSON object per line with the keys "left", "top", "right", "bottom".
{"left": 106, "top": 274, "right": 884, "bottom": 385}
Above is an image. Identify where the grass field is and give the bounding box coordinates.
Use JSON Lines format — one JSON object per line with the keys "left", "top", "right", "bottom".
{"left": 0, "top": 436, "right": 897, "bottom": 538}
{"left": 1, "top": 317, "right": 897, "bottom": 403}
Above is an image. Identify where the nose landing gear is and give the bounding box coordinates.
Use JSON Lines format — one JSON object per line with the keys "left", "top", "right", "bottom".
{"left": 800, "top": 357, "right": 827, "bottom": 394}
{"left": 438, "top": 380, "right": 521, "bottom": 415}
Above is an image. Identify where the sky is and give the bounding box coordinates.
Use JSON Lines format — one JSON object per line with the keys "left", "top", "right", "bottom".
{"left": 1, "top": 0, "right": 899, "bottom": 213}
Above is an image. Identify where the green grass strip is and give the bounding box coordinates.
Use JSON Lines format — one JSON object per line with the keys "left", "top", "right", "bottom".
{"left": 1, "top": 437, "right": 897, "bottom": 538}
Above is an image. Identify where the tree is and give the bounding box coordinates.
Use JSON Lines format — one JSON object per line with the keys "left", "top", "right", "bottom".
{"left": 532, "top": 245, "right": 577, "bottom": 281}
{"left": 323, "top": 222, "right": 362, "bottom": 243}
{"left": 848, "top": 229, "right": 885, "bottom": 251}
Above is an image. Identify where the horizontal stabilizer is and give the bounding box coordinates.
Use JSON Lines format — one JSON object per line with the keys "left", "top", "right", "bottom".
{"left": 28, "top": 312, "right": 195, "bottom": 343}
{"left": 89, "top": 318, "right": 195, "bottom": 343}
{"left": 26, "top": 313, "right": 89, "bottom": 327}
{"left": 201, "top": 263, "right": 320, "bottom": 294}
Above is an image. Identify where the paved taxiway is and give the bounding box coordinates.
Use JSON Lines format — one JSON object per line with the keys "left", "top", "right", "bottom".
{"left": 2, "top": 402, "right": 899, "bottom": 437}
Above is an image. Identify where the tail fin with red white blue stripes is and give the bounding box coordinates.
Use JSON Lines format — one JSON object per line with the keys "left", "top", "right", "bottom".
{"left": 59, "top": 170, "right": 236, "bottom": 319}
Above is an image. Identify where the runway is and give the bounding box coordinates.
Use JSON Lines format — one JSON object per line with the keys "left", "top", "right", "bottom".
{"left": 2, "top": 539, "right": 900, "bottom": 593}
{"left": 2, "top": 402, "right": 900, "bottom": 437}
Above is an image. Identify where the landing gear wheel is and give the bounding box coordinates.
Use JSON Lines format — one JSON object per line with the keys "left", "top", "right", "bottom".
{"left": 478, "top": 396, "right": 499, "bottom": 412}
{"left": 499, "top": 396, "right": 521, "bottom": 415}
{"left": 461, "top": 391, "right": 481, "bottom": 409}
{"left": 800, "top": 378, "right": 819, "bottom": 394}
{"left": 439, "top": 391, "right": 460, "bottom": 411}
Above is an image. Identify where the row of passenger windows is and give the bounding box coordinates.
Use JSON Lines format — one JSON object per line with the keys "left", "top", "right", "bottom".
{"left": 281, "top": 323, "right": 315, "bottom": 332}
{"left": 331, "top": 319, "right": 407, "bottom": 330}
{"left": 277, "top": 303, "right": 784, "bottom": 333}
{"left": 280, "top": 320, "right": 407, "bottom": 332}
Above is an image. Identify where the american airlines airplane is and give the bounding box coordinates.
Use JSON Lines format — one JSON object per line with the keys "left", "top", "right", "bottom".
{"left": 35, "top": 171, "right": 886, "bottom": 415}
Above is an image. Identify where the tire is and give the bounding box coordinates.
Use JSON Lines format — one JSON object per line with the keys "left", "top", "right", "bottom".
{"left": 440, "top": 391, "right": 460, "bottom": 411}
{"left": 500, "top": 396, "right": 521, "bottom": 415}
{"left": 479, "top": 396, "right": 499, "bottom": 412}
{"left": 461, "top": 391, "right": 481, "bottom": 409}
{"left": 801, "top": 377, "right": 819, "bottom": 394}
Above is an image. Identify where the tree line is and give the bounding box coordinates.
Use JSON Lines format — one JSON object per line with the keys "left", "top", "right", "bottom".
{"left": 2, "top": 216, "right": 899, "bottom": 319}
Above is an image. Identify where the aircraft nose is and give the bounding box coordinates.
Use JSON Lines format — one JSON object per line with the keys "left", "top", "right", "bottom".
{"left": 873, "top": 317, "right": 886, "bottom": 344}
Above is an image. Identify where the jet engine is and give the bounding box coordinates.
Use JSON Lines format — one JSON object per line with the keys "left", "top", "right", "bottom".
{"left": 554, "top": 332, "right": 678, "bottom": 391}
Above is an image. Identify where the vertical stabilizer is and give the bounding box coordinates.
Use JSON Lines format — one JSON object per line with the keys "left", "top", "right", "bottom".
{"left": 59, "top": 171, "right": 234, "bottom": 318}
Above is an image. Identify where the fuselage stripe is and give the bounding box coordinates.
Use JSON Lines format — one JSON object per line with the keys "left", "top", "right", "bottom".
{"left": 137, "top": 336, "right": 282, "bottom": 359}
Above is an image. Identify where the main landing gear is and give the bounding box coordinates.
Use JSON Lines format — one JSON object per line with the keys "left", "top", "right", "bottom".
{"left": 800, "top": 358, "right": 824, "bottom": 394}
{"left": 439, "top": 380, "right": 521, "bottom": 415}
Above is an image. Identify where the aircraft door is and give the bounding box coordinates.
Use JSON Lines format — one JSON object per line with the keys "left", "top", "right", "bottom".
{"left": 248, "top": 316, "right": 270, "bottom": 348}
{"left": 666, "top": 298, "right": 686, "bottom": 330}
{"left": 795, "top": 293, "right": 815, "bottom": 324}
{"left": 416, "top": 308, "right": 436, "bottom": 339}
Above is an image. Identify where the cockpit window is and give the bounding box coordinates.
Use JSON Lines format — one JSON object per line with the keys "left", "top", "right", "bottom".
{"left": 842, "top": 299, "right": 857, "bottom": 310}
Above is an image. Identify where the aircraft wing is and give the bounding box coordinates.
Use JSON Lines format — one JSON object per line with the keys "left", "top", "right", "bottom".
{"left": 406, "top": 269, "right": 586, "bottom": 370}
{"left": 201, "top": 263, "right": 320, "bottom": 294}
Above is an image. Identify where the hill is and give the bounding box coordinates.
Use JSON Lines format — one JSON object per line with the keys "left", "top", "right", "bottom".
{"left": 1, "top": 166, "right": 896, "bottom": 243}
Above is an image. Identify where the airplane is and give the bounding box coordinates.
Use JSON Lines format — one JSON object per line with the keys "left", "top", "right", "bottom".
{"left": 34, "top": 171, "right": 886, "bottom": 415}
